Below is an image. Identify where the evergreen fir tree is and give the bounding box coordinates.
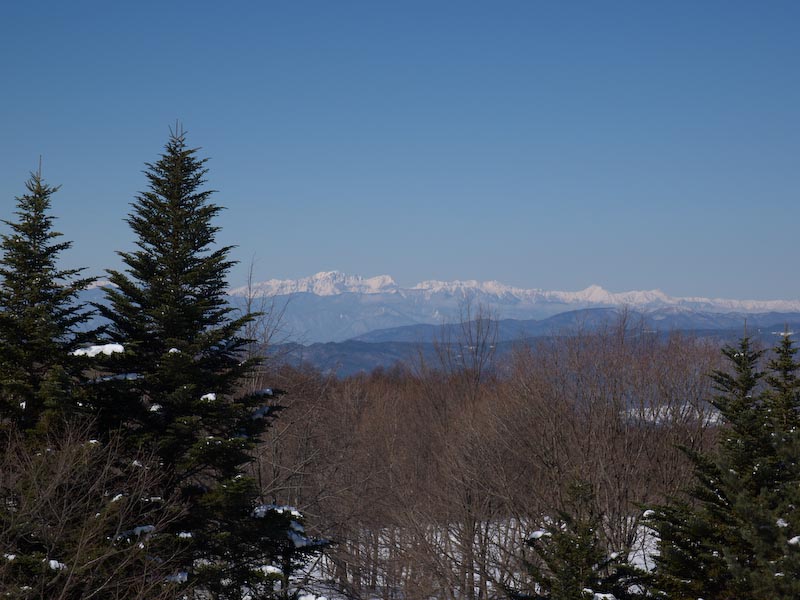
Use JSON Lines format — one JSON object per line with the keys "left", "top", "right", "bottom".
{"left": 93, "top": 127, "right": 324, "bottom": 598}
{"left": 646, "top": 334, "right": 800, "bottom": 599}
{"left": 0, "top": 170, "right": 95, "bottom": 430}
{"left": 511, "top": 482, "right": 641, "bottom": 600}
{"left": 764, "top": 331, "right": 800, "bottom": 430}
{"left": 749, "top": 332, "right": 800, "bottom": 597}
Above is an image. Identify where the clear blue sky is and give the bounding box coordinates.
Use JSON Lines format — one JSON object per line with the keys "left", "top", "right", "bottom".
{"left": 1, "top": 1, "right": 798, "bottom": 299}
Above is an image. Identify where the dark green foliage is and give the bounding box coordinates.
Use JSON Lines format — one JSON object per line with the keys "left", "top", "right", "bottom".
{"left": 92, "top": 129, "right": 254, "bottom": 439}
{"left": 647, "top": 334, "right": 800, "bottom": 599}
{"left": 92, "top": 128, "right": 324, "bottom": 597}
{"left": 192, "top": 501, "right": 328, "bottom": 600}
{"left": 513, "top": 483, "right": 642, "bottom": 600}
{"left": 0, "top": 172, "right": 95, "bottom": 431}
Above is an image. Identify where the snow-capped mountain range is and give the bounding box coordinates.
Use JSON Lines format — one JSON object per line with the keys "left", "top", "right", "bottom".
{"left": 227, "top": 271, "right": 800, "bottom": 343}
{"left": 233, "top": 272, "right": 401, "bottom": 297}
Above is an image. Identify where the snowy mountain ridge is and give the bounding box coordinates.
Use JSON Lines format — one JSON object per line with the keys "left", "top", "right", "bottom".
{"left": 230, "top": 271, "right": 800, "bottom": 314}
{"left": 234, "top": 271, "right": 400, "bottom": 297}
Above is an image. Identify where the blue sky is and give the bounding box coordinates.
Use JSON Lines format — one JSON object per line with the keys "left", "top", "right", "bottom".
{"left": 1, "top": 1, "right": 798, "bottom": 299}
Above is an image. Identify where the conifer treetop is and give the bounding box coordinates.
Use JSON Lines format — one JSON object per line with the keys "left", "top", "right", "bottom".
{"left": 0, "top": 170, "right": 95, "bottom": 428}
{"left": 102, "top": 126, "right": 240, "bottom": 350}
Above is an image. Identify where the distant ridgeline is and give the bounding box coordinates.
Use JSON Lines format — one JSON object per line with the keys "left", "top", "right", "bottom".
{"left": 269, "top": 307, "right": 800, "bottom": 377}
{"left": 222, "top": 271, "right": 800, "bottom": 377}
{"left": 81, "top": 274, "right": 800, "bottom": 377}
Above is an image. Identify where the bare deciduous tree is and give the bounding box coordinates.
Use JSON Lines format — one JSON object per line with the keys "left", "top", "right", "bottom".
{"left": 247, "top": 311, "right": 722, "bottom": 600}
{"left": 0, "top": 420, "right": 186, "bottom": 599}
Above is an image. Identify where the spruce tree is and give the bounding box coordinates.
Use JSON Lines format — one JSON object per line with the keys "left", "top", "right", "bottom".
{"left": 511, "top": 482, "right": 641, "bottom": 600}
{"left": 93, "top": 128, "right": 324, "bottom": 598}
{"left": 646, "top": 334, "right": 800, "bottom": 599}
{"left": 0, "top": 170, "right": 95, "bottom": 430}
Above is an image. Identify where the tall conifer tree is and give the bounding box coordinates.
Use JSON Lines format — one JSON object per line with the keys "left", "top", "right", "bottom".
{"left": 0, "top": 170, "right": 95, "bottom": 430}
{"left": 95, "top": 128, "right": 324, "bottom": 598}
{"left": 646, "top": 334, "right": 800, "bottom": 599}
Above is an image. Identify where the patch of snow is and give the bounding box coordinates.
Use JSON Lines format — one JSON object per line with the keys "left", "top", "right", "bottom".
{"left": 201, "top": 392, "right": 216, "bottom": 402}
{"left": 789, "top": 536, "right": 800, "bottom": 546}
{"left": 259, "top": 565, "right": 282, "bottom": 575}
{"left": 253, "top": 504, "right": 302, "bottom": 518}
{"left": 529, "top": 529, "right": 550, "bottom": 540}
{"left": 291, "top": 520, "right": 305, "bottom": 533}
{"left": 777, "top": 518, "right": 789, "bottom": 528}
{"left": 166, "top": 571, "right": 188, "bottom": 583}
{"left": 92, "top": 373, "right": 141, "bottom": 383}
{"left": 252, "top": 405, "right": 272, "bottom": 420}
{"left": 629, "top": 523, "right": 660, "bottom": 572}
{"left": 168, "top": 348, "right": 181, "bottom": 354}
{"left": 71, "top": 343, "right": 124, "bottom": 357}
{"left": 111, "top": 493, "right": 124, "bottom": 503}
{"left": 625, "top": 404, "right": 720, "bottom": 426}
{"left": 47, "top": 559, "right": 67, "bottom": 570}
{"left": 132, "top": 525, "right": 154, "bottom": 536}
{"left": 289, "top": 531, "right": 311, "bottom": 548}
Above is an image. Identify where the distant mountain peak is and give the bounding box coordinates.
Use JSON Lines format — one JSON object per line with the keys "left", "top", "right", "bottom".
{"left": 85, "top": 279, "right": 117, "bottom": 290}
{"left": 575, "top": 284, "right": 611, "bottom": 302}
{"left": 229, "top": 271, "right": 398, "bottom": 297}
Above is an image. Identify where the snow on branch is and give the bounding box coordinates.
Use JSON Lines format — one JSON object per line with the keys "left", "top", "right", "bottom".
{"left": 71, "top": 343, "right": 124, "bottom": 357}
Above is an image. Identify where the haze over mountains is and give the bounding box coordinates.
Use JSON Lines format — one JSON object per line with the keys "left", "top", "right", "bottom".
{"left": 228, "top": 271, "right": 800, "bottom": 344}
{"left": 82, "top": 271, "right": 800, "bottom": 376}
